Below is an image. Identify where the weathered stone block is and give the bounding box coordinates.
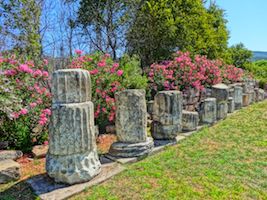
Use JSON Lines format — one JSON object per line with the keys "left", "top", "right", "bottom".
{"left": 153, "top": 91, "right": 182, "bottom": 126}
{"left": 254, "top": 88, "right": 259, "bottom": 102}
{"left": 234, "top": 86, "right": 243, "bottom": 110}
{"left": 52, "top": 69, "right": 91, "bottom": 104}
{"left": 199, "top": 98, "right": 217, "bottom": 124}
{"left": 211, "top": 84, "right": 229, "bottom": 102}
{"left": 151, "top": 122, "right": 181, "bottom": 140}
{"left": 0, "top": 159, "right": 20, "bottom": 184}
{"left": 109, "top": 89, "right": 153, "bottom": 158}
{"left": 248, "top": 92, "right": 255, "bottom": 104}
{"left": 0, "top": 150, "right": 22, "bottom": 161}
{"left": 217, "top": 101, "right": 228, "bottom": 120}
{"left": 228, "top": 97, "right": 235, "bottom": 113}
{"left": 32, "top": 145, "right": 48, "bottom": 158}
{"left": 48, "top": 102, "right": 95, "bottom": 156}
{"left": 258, "top": 89, "right": 265, "bottom": 101}
{"left": 243, "top": 94, "right": 250, "bottom": 107}
{"left": 183, "top": 88, "right": 200, "bottom": 105}
{"left": 182, "top": 111, "right": 199, "bottom": 131}
{"left": 109, "top": 138, "right": 154, "bottom": 158}
{"left": 46, "top": 151, "right": 101, "bottom": 185}
{"left": 147, "top": 100, "right": 154, "bottom": 116}
{"left": 115, "top": 89, "right": 147, "bottom": 143}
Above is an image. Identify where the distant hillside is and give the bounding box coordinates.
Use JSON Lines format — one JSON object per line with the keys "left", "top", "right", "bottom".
{"left": 252, "top": 51, "right": 267, "bottom": 61}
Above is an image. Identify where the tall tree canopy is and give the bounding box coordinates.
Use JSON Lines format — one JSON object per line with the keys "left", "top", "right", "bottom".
{"left": 0, "top": 0, "right": 42, "bottom": 58}
{"left": 127, "top": 0, "right": 229, "bottom": 66}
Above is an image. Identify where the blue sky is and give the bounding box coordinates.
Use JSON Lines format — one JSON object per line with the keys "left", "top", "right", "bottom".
{"left": 216, "top": 0, "right": 267, "bottom": 51}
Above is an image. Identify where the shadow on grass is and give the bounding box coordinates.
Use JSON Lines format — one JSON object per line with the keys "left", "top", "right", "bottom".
{"left": 0, "top": 179, "right": 38, "bottom": 200}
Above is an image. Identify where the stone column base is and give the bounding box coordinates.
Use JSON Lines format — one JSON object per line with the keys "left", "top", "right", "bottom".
{"left": 151, "top": 122, "right": 181, "bottom": 140}
{"left": 109, "top": 138, "right": 154, "bottom": 158}
{"left": 46, "top": 151, "right": 101, "bottom": 185}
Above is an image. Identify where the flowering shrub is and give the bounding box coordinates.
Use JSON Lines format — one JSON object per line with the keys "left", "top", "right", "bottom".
{"left": 0, "top": 54, "right": 51, "bottom": 151}
{"left": 148, "top": 51, "right": 244, "bottom": 94}
{"left": 70, "top": 52, "right": 147, "bottom": 129}
{"left": 221, "top": 64, "right": 244, "bottom": 84}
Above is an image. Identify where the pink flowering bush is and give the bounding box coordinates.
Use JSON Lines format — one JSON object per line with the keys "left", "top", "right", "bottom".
{"left": 70, "top": 52, "right": 147, "bottom": 131}
{"left": 0, "top": 54, "right": 51, "bottom": 151}
{"left": 221, "top": 64, "right": 244, "bottom": 84}
{"left": 148, "top": 51, "right": 244, "bottom": 94}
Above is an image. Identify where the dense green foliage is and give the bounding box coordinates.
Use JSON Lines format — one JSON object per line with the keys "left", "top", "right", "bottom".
{"left": 127, "top": 0, "right": 229, "bottom": 66}
{"left": 225, "top": 43, "right": 253, "bottom": 68}
{"left": 246, "top": 60, "right": 267, "bottom": 87}
{"left": 0, "top": 55, "right": 51, "bottom": 152}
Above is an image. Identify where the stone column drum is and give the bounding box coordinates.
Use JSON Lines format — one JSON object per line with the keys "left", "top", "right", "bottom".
{"left": 211, "top": 84, "right": 229, "bottom": 120}
{"left": 46, "top": 69, "right": 101, "bottom": 184}
{"left": 233, "top": 86, "right": 243, "bottom": 110}
{"left": 199, "top": 98, "right": 217, "bottom": 124}
{"left": 109, "top": 89, "right": 154, "bottom": 158}
{"left": 228, "top": 97, "right": 235, "bottom": 113}
{"left": 182, "top": 111, "right": 199, "bottom": 131}
{"left": 151, "top": 91, "right": 182, "bottom": 140}
{"left": 242, "top": 93, "right": 250, "bottom": 107}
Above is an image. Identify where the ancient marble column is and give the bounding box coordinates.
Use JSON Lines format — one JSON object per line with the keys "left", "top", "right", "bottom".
{"left": 46, "top": 69, "right": 101, "bottom": 184}
{"left": 109, "top": 89, "right": 153, "bottom": 158}
{"left": 199, "top": 98, "right": 217, "bottom": 124}
{"left": 258, "top": 89, "right": 265, "bottom": 101}
{"left": 228, "top": 97, "right": 235, "bottom": 113}
{"left": 182, "top": 111, "right": 199, "bottom": 131}
{"left": 243, "top": 93, "right": 250, "bottom": 107}
{"left": 211, "top": 84, "right": 229, "bottom": 120}
{"left": 151, "top": 91, "right": 182, "bottom": 140}
{"left": 233, "top": 86, "right": 243, "bottom": 110}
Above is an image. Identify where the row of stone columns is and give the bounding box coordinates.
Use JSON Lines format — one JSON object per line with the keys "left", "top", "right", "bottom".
{"left": 46, "top": 69, "right": 265, "bottom": 185}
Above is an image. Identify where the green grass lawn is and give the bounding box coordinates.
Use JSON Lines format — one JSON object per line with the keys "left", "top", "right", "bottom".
{"left": 1, "top": 101, "right": 267, "bottom": 200}
{"left": 72, "top": 100, "right": 267, "bottom": 200}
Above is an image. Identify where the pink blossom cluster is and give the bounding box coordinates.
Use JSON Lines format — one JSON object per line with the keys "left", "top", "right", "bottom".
{"left": 70, "top": 51, "right": 125, "bottom": 124}
{"left": 1, "top": 54, "right": 51, "bottom": 130}
{"left": 149, "top": 51, "right": 244, "bottom": 92}
{"left": 221, "top": 64, "right": 244, "bottom": 83}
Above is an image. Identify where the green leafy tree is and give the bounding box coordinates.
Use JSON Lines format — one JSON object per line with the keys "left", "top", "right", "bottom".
{"left": 226, "top": 43, "right": 253, "bottom": 68}
{"left": 127, "top": 0, "right": 229, "bottom": 67}
{"left": 0, "top": 0, "right": 42, "bottom": 58}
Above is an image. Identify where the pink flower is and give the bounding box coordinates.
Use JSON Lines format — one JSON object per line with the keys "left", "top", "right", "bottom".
{"left": 11, "top": 112, "right": 20, "bottom": 119}
{"left": 33, "top": 70, "right": 42, "bottom": 77}
{"left": 43, "top": 59, "right": 48, "bottom": 65}
{"left": 75, "top": 49, "right": 83, "bottom": 55}
{"left": 20, "top": 108, "right": 28, "bottom": 115}
{"left": 18, "top": 64, "right": 33, "bottom": 74}
{"left": 104, "top": 53, "right": 111, "bottom": 58}
{"left": 117, "top": 70, "right": 123, "bottom": 76}
{"left": 44, "top": 141, "right": 49, "bottom": 145}
{"left": 113, "top": 63, "right": 119, "bottom": 68}
{"left": 29, "top": 102, "right": 37, "bottom": 108}
{"left": 42, "top": 71, "right": 49, "bottom": 77}
{"left": 39, "top": 118, "right": 48, "bottom": 125}
{"left": 42, "top": 109, "right": 52, "bottom": 116}
{"left": 97, "top": 61, "right": 106, "bottom": 67}
{"left": 90, "top": 69, "right": 99, "bottom": 75}
{"left": 4, "top": 69, "right": 17, "bottom": 76}
{"left": 36, "top": 98, "right": 43, "bottom": 104}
